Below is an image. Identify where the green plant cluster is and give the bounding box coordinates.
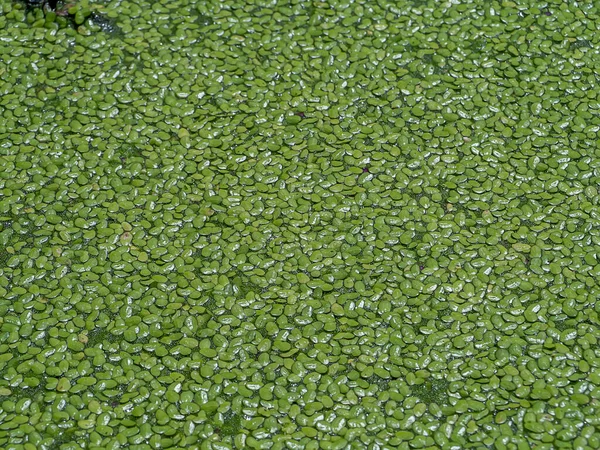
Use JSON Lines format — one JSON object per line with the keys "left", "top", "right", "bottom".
{"left": 1, "top": 0, "right": 600, "bottom": 449}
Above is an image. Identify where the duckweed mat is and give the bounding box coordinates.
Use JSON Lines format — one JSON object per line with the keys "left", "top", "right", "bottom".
{"left": 1, "top": 0, "right": 600, "bottom": 449}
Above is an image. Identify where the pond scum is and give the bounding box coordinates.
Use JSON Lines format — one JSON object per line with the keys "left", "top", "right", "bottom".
{"left": 1, "top": 0, "right": 600, "bottom": 449}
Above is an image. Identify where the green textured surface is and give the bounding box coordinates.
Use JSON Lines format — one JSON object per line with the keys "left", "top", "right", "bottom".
{"left": 1, "top": 0, "right": 600, "bottom": 449}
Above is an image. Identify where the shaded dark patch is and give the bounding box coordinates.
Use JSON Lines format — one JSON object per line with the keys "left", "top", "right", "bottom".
{"left": 47, "top": 427, "right": 77, "bottom": 450}
{"left": 201, "top": 296, "right": 217, "bottom": 314}
{"left": 0, "top": 248, "right": 11, "bottom": 268}
{"left": 232, "top": 272, "right": 262, "bottom": 298}
{"left": 195, "top": 13, "right": 214, "bottom": 27}
{"left": 15, "top": 377, "right": 47, "bottom": 402}
{"left": 219, "top": 411, "right": 241, "bottom": 436}
{"left": 435, "top": 308, "right": 453, "bottom": 329}
{"left": 421, "top": 53, "right": 433, "bottom": 64}
{"left": 469, "top": 37, "right": 487, "bottom": 53}
{"left": 569, "top": 39, "right": 592, "bottom": 51}
{"left": 553, "top": 318, "right": 578, "bottom": 333}
{"left": 90, "top": 12, "right": 123, "bottom": 37}
{"left": 336, "top": 286, "right": 357, "bottom": 296}
{"left": 87, "top": 327, "right": 119, "bottom": 347}
{"left": 254, "top": 327, "right": 267, "bottom": 340}
{"left": 411, "top": 378, "right": 450, "bottom": 405}
{"left": 21, "top": 0, "right": 56, "bottom": 11}
{"left": 117, "top": 143, "right": 142, "bottom": 160}
{"left": 13, "top": 217, "right": 39, "bottom": 246}
{"left": 0, "top": 218, "right": 12, "bottom": 230}
{"left": 355, "top": 100, "right": 368, "bottom": 115}
{"left": 367, "top": 374, "right": 390, "bottom": 391}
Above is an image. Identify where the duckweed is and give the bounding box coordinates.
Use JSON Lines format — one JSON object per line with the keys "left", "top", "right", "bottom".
{"left": 2, "top": 0, "right": 600, "bottom": 448}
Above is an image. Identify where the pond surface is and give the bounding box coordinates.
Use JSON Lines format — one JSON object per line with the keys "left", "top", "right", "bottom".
{"left": 1, "top": 0, "right": 600, "bottom": 448}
